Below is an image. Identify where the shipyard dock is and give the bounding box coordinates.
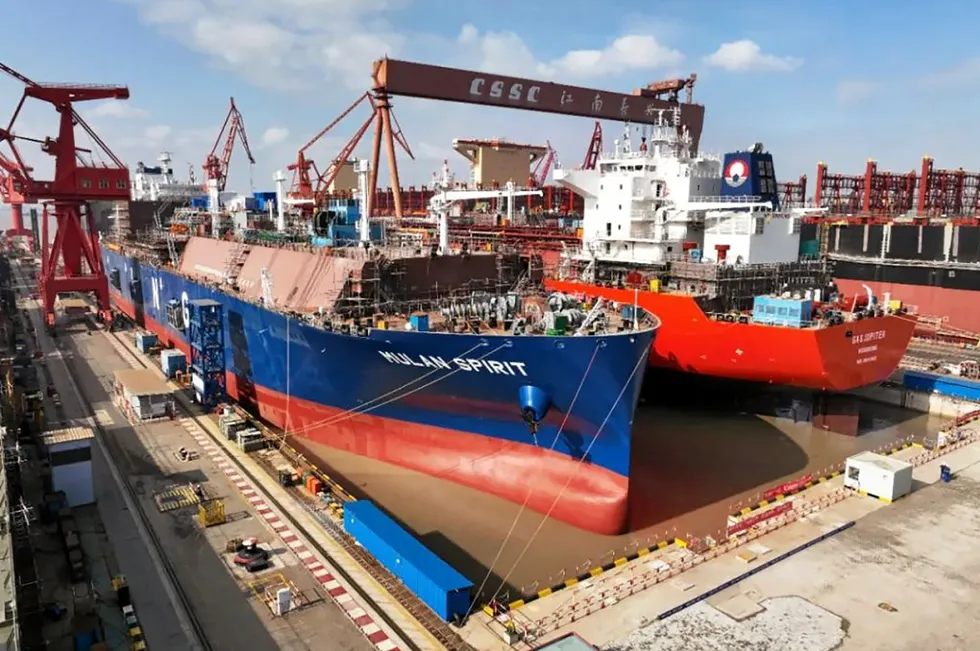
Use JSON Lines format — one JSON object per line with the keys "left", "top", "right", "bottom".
{"left": 9, "top": 249, "right": 980, "bottom": 651}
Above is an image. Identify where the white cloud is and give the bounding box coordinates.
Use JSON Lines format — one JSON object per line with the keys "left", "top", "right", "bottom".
{"left": 121, "top": 0, "right": 685, "bottom": 93}
{"left": 86, "top": 101, "right": 150, "bottom": 120}
{"left": 704, "top": 40, "right": 801, "bottom": 73}
{"left": 547, "top": 34, "right": 684, "bottom": 77}
{"left": 916, "top": 58, "right": 980, "bottom": 88}
{"left": 836, "top": 80, "right": 878, "bottom": 106}
{"left": 145, "top": 124, "right": 174, "bottom": 144}
{"left": 261, "top": 126, "right": 289, "bottom": 147}
{"left": 457, "top": 25, "right": 683, "bottom": 79}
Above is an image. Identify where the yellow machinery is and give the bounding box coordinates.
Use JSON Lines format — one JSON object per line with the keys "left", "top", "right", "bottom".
{"left": 197, "top": 498, "right": 226, "bottom": 528}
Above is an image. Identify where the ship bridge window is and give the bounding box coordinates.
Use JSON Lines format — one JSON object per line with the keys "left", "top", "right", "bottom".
{"left": 765, "top": 306, "right": 776, "bottom": 314}
{"left": 99, "top": 179, "right": 109, "bottom": 189}
{"left": 777, "top": 307, "right": 788, "bottom": 316}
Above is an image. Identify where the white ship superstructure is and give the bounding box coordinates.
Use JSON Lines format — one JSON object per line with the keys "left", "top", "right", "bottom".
{"left": 130, "top": 152, "right": 203, "bottom": 202}
{"left": 554, "top": 109, "right": 808, "bottom": 270}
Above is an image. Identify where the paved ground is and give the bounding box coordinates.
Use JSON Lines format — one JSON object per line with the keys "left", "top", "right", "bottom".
{"left": 21, "top": 290, "right": 195, "bottom": 650}
{"left": 60, "top": 321, "right": 374, "bottom": 651}
{"left": 296, "top": 398, "right": 943, "bottom": 601}
{"left": 598, "top": 441, "right": 980, "bottom": 651}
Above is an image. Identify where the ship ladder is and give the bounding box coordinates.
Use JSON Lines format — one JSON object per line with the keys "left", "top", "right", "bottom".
{"left": 223, "top": 242, "right": 251, "bottom": 286}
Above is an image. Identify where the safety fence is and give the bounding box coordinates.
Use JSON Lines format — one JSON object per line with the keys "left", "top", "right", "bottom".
{"left": 527, "top": 416, "right": 980, "bottom": 636}
{"left": 529, "top": 485, "right": 852, "bottom": 636}
{"left": 725, "top": 435, "right": 917, "bottom": 519}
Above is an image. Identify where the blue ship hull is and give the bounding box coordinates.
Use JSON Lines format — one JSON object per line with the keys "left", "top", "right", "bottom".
{"left": 101, "top": 245, "right": 655, "bottom": 534}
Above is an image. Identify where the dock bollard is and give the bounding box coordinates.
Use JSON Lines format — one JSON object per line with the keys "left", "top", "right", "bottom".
{"left": 940, "top": 464, "right": 952, "bottom": 483}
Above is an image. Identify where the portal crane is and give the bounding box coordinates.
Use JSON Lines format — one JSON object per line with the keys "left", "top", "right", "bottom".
{"left": 0, "top": 61, "right": 130, "bottom": 329}
{"left": 529, "top": 141, "right": 555, "bottom": 188}
{"left": 203, "top": 97, "right": 254, "bottom": 193}
{"left": 288, "top": 93, "right": 414, "bottom": 214}
{"left": 582, "top": 122, "right": 602, "bottom": 170}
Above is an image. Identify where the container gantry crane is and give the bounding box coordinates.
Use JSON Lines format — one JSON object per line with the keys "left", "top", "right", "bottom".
{"left": 203, "top": 97, "right": 255, "bottom": 193}
{"left": 0, "top": 61, "right": 130, "bottom": 329}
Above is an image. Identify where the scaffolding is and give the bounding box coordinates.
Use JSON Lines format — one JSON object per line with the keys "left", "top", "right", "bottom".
{"left": 669, "top": 259, "right": 832, "bottom": 312}
{"left": 188, "top": 299, "right": 226, "bottom": 410}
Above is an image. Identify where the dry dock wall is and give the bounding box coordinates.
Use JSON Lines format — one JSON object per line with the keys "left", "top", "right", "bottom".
{"left": 854, "top": 376, "right": 980, "bottom": 418}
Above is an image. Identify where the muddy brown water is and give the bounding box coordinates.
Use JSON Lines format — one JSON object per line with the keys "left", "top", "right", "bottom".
{"left": 292, "top": 398, "right": 944, "bottom": 603}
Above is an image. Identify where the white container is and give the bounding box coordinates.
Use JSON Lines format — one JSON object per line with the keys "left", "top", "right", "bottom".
{"left": 844, "top": 452, "right": 913, "bottom": 502}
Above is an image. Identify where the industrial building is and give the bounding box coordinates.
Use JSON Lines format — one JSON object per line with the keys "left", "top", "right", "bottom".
{"left": 113, "top": 368, "right": 175, "bottom": 422}
{"left": 453, "top": 138, "right": 548, "bottom": 188}
{"left": 40, "top": 427, "right": 96, "bottom": 508}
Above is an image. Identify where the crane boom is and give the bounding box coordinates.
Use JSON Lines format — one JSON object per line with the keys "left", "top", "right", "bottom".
{"left": 203, "top": 97, "right": 255, "bottom": 192}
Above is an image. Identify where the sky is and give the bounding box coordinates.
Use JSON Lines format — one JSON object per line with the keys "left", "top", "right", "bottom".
{"left": 3, "top": 0, "right": 980, "bottom": 227}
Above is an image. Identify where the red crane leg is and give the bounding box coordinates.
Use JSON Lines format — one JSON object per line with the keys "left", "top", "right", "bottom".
{"left": 39, "top": 202, "right": 111, "bottom": 328}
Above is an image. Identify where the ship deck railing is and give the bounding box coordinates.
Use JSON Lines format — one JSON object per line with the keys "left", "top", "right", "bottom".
{"left": 828, "top": 252, "right": 980, "bottom": 270}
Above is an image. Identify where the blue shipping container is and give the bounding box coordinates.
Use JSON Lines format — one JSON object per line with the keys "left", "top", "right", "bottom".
{"left": 344, "top": 501, "right": 472, "bottom": 621}
{"left": 751, "top": 296, "right": 813, "bottom": 328}
{"left": 409, "top": 313, "right": 429, "bottom": 332}
{"left": 135, "top": 332, "right": 158, "bottom": 354}
{"left": 902, "top": 370, "right": 980, "bottom": 402}
{"left": 161, "top": 349, "right": 187, "bottom": 378}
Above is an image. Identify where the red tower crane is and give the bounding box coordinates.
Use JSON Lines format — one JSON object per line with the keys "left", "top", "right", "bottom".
{"left": 0, "top": 61, "right": 130, "bottom": 329}
{"left": 203, "top": 97, "right": 255, "bottom": 192}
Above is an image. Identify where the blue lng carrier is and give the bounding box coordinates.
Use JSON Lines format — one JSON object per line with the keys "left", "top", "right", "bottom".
{"left": 101, "top": 235, "right": 657, "bottom": 535}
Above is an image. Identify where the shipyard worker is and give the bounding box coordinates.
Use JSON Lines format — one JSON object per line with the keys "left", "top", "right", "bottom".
{"left": 639, "top": 137, "right": 648, "bottom": 153}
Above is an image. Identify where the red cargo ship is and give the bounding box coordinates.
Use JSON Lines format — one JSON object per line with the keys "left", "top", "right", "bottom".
{"left": 542, "top": 121, "right": 917, "bottom": 398}
{"left": 545, "top": 279, "right": 916, "bottom": 392}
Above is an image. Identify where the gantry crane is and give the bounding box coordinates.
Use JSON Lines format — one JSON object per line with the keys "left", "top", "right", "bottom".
{"left": 288, "top": 93, "right": 414, "bottom": 214}
{"left": 203, "top": 97, "right": 254, "bottom": 193}
{"left": 0, "top": 61, "right": 130, "bottom": 329}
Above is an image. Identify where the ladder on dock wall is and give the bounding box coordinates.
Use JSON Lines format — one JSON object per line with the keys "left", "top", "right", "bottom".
{"left": 223, "top": 242, "right": 251, "bottom": 287}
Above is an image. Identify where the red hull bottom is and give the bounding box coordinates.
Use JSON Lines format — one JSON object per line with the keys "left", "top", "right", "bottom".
{"left": 835, "top": 278, "right": 980, "bottom": 335}
{"left": 112, "top": 296, "right": 630, "bottom": 535}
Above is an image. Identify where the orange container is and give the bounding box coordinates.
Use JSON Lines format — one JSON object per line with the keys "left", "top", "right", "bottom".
{"left": 309, "top": 478, "right": 323, "bottom": 495}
